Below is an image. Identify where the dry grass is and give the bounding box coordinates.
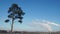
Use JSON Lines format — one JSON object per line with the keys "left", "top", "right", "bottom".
{"left": 0, "top": 31, "right": 60, "bottom": 34}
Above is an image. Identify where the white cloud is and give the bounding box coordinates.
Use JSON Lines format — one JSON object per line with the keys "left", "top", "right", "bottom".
{"left": 47, "top": 22, "right": 60, "bottom": 27}
{"left": 39, "top": 23, "right": 52, "bottom": 31}
{"left": 27, "top": 19, "right": 60, "bottom": 32}
{"left": 42, "top": 20, "right": 60, "bottom": 27}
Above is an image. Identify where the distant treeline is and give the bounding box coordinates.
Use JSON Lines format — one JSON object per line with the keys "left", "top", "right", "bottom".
{"left": 0, "top": 30, "right": 7, "bottom": 33}
{"left": 0, "top": 30, "right": 60, "bottom": 34}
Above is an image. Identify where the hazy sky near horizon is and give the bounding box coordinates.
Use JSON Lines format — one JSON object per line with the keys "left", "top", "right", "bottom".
{"left": 0, "top": 0, "right": 60, "bottom": 32}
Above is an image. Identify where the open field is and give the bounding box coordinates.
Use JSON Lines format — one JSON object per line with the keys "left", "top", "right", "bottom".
{"left": 0, "top": 30, "right": 60, "bottom": 34}
{"left": 0, "top": 31, "right": 60, "bottom": 34}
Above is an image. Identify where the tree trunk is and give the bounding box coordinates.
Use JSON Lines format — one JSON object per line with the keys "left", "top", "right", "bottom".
{"left": 11, "top": 18, "right": 14, "bottom": 32}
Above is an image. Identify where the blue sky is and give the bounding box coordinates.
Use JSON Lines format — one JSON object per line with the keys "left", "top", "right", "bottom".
{"left": 0, "top": 0, "right": 60, "bottom": 32}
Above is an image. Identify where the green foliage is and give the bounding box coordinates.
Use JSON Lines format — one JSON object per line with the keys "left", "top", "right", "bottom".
{"left": 5, "top": 3, "right": 25, "bottom": 23}
{"left": 5, "top": 19, "right": 9, "bottom": 23}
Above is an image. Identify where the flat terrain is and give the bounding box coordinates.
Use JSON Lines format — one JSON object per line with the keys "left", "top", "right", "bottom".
{"left": 0, "top": 32, "right": 60, "bottom": 34}
{"left": 0, "top": 30, "right": 60, "bottom": 34}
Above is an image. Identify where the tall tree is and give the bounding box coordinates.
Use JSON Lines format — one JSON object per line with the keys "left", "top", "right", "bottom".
{"left": 5, "top": 4, "right": 25, "bottom": 32}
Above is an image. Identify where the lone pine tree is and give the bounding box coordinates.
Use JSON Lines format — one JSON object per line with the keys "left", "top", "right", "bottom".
{"left": 5, "top": 4, "right": 25, "bottom": 32}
